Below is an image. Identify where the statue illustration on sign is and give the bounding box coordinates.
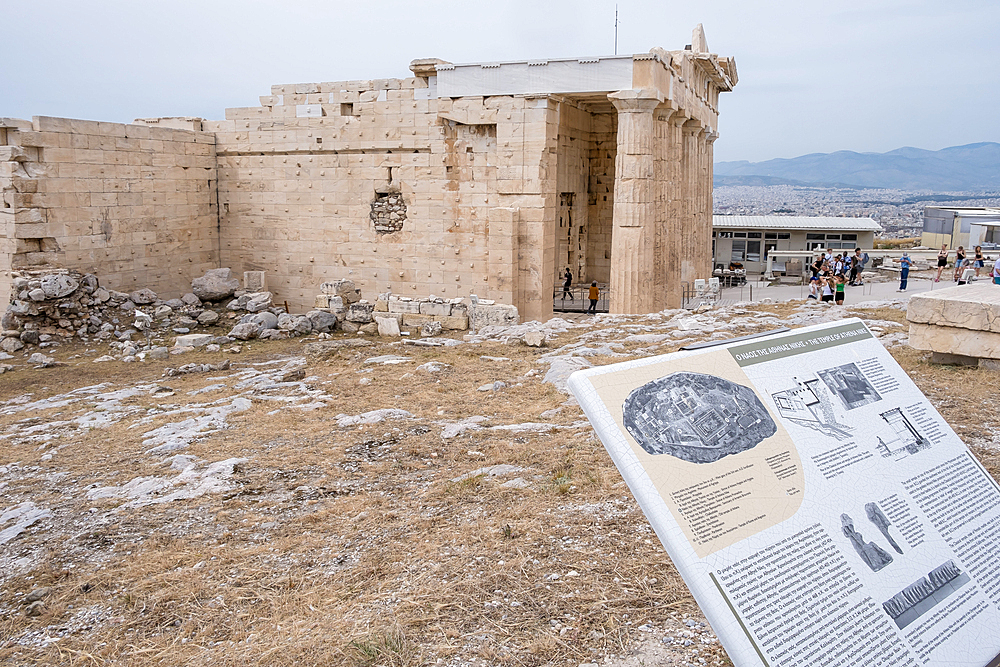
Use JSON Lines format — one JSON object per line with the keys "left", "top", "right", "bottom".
{"left": 622, "top": 372, "right": 777, "bottom": 463}
{"left": 841, "top": 513, "right": 893, "bottom": 572}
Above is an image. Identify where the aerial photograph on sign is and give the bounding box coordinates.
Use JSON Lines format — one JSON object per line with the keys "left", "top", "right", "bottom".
{"left": 622, "top": 372, "right": 777, "bottom": 463}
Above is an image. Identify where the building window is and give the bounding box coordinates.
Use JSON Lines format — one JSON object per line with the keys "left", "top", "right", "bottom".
{"left": 748, "top": 232, "right": 762, "bottom": 239}
{"left": 734, "top": 232, "right": 747, "bottom": 238}
{"left": 731, "top": 239, "right": 746, "bottom": 262}
{"left": 746, "top": 240, "right": 762, "bottom": 262}
{"left": 777, "top": 233, "right": 790, "bottom": 239}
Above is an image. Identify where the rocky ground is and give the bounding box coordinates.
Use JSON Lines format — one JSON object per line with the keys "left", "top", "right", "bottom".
{"left": 1, "top": 298, "right": 998, "bottom": 667}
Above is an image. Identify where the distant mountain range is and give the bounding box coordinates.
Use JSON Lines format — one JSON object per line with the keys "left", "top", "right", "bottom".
{"left": 714, "top": 142, "right": 1000, "bottom": 191}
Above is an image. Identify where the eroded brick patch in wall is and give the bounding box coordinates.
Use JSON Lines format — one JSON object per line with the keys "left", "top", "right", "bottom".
{"left": 370, "top": 192, "right": 407, "bottom": 234}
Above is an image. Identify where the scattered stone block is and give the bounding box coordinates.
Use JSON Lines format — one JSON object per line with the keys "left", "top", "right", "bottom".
{"left": 244, "top": 312, "right": 278, "bottom": 330}
{"left": 197, "top": 310, "right": 220, "bottom": 326}
{"left": 181, "top": 293, "right": 202, "bottom": 306}
{"left": 229, "top": 322, "right": 262, "bottom": 340}
{"left": 347, "top": 302, "right": 375, "bottom": 323}
{"left": 523, "top": 331, "right": 546, "bottom": 347}
{"left": 130, "top": 288, "right": 158, "bottom": 305}
{"left": 375, "top": 316, "right": 401, "bottom": 337}
{"left": 175, "top": 333, "right": 214, "bottom": 348}
{"left": 307, "top": 310, "right": 338, "bottom": 333}
{"left": 40, "top": 274, "right": 78, "bottom": 299}
{"left": 192, "top": 268, "right": 240, "bottom": 302}
{"left": 1, "top": 337, "right": 24, "bottom": 353}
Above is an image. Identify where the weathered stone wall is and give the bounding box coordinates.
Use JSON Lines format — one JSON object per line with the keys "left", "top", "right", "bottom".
{"left": 0, "top": 116, "right": 219, "bottom": 312}
{"left": 209, "top": 82, "right": 561, "bottom": 319}
{"left": 207, "top": 80, "right": 506, "bottom": 315}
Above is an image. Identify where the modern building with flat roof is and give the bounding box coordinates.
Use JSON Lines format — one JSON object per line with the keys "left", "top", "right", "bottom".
{"left": 712, "top": 215, "right": 882, "bottom": 274}
{"left": 921, "top": 207, "right": 1000, "bottom": 250}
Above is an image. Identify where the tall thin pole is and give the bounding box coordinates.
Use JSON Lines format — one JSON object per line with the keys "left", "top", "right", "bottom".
{"left": 614, "top": 5, "right": 619, "bottom": 55}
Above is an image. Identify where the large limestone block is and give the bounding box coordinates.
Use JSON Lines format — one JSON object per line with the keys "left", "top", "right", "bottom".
{"left": 469, "top": 303, "right": 519, "bottom": 330}
{"left": 419, "top": 301, "right": 452, "bottom": 317}
{"left": 192, "top": 268, "right": 240, "bottom": 302}
{"left": 436, "top": 314, "right": 469, "bottom": 330}
{"left": 402, "top": 313, "right": 433, "bottom": 327}
{"left": 375, "top": 316, "right": 401, "bottom": 337}
{"left": 388, "top": 300, "right": 422, "bottom": 314}
{"left": 907, "top": 284, "right": 1000, "bottom": 334}
{"left": 908, "top": 322, "right": 1000, "bottom": 360}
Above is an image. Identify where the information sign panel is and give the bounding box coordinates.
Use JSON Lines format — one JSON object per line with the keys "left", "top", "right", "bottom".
{"left": 569, "top": 318, "right": 1000, "bottom": 667}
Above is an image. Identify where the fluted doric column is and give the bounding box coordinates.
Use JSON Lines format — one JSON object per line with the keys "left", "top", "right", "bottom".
{"left": 608, "top": 89, "right": 662, "bottom": 314}
{"left": 680, "top": 119, "right": 705, "bottom": 288}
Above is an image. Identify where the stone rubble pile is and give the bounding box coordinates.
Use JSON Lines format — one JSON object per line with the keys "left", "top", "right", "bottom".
{"left": 2, "top": 268, "right": 523, "bottom": 362}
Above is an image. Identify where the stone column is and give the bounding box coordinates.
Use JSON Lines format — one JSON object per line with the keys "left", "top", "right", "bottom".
{"left": 680, "top": 119, "right": 705, "bottom": 288}
{"left": 608, "top": 89, "right": 662, "bottom": 315}
{"left": 703, "top": 131, "right": 719, "bottom": 278}
{"left": 664, "top": 109, "right": 689, "bottom": 309}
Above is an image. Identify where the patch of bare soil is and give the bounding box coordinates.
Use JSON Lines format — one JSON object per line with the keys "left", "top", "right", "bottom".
{"left": 1, "top": 300, "right": 996, "bottom": 667}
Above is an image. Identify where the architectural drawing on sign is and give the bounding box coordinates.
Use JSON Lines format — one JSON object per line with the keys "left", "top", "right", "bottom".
{"left": 883, "top": 561, "right": 969, "bottom": 630}
{"left": 841, "top": 513, "right": 893, "bottom": 572}
{"left": 770, "top": 375, "right": 852, "bottom": 440}
{"left": 622, "top": 372, "right": 776, "bottom": 464}
{"left": 875, "top": 408, "right": 932, "bottom": 460}
{"left": 817, "top": 363, "right": 882, "bottom": 411}
{"left": 866, "top": 502, "right": 903, "bottom": 554}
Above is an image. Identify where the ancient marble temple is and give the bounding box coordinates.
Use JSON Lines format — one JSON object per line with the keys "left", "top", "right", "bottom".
{"left": 1, "top": 25, "right": 736, "bottom": 318}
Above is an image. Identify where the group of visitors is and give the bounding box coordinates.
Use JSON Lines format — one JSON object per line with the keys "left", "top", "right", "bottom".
{"left": 807, "top": 247, "right": 869, "bottom": 305}
{"left": 899, "top": 244, "right": 1000, "bottom": 290}
{"left": 932, "top": 244, "right": 992, "bottom": 282}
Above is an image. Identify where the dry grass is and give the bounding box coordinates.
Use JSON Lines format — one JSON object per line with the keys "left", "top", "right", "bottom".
{"left": 0, "top": 312, "right": 995, "bottom": 667}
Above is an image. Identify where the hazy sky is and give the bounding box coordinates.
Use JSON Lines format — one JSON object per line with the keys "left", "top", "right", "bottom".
{"left": 2, "top": 0, "right": 998, "bottom": 162}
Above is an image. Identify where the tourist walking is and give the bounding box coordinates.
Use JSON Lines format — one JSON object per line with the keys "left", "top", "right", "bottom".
{"left": 974, "top": 246, "right": 985, "bottom": 278}
{"left": 953, "top": 246, "right": 966, "bottom": 281}
{"left": 935, "top": 244, "right": 948, "bottom": 282}
{"left": 587, "top": 281, "right": 600, "bottom": 314}
{"left": 898, "top": 252, "right": 912, "bottom": 292}
{"left": 561, "top": 268, "right": 573, "bottom": 301}
{"left": 993, "top": 256, "right": 1000, "bottom": 285}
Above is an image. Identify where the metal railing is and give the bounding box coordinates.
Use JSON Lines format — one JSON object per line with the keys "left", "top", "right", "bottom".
{"left": 553, "top": 285, "right": 609, "bottom": 313}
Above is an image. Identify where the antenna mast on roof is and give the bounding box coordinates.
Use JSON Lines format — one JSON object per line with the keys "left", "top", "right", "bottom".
{"left": 614, "top": 5, "right": 619, "bottom": 55}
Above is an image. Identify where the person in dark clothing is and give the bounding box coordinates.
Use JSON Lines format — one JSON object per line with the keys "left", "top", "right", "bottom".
{"left": 561, "top": 268, "right": 573, "bottom": 301}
